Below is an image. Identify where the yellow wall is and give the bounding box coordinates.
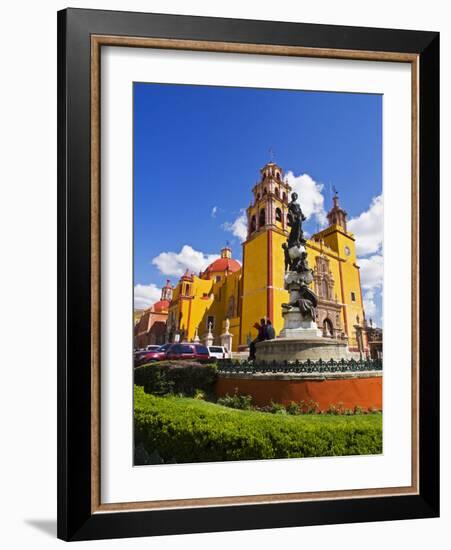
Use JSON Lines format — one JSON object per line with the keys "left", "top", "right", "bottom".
{"left": 168, "top": 226, "right": 366, "bottom": 352}
{"left": 316, "top": 225, "right": 366, "bottom": 348}
{"left": 240, "top": 232, "right": 268, "bottom": 345}
{"left": 270, "top": 230, "right": 289, "bottom": 336}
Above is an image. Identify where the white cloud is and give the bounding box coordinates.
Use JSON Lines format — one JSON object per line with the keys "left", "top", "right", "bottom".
{"left": 362, "top": 289, "right": 377, "bottom": 320}
{"left": 284, "top": 171, "right": 327, "bottom": 227}
{"left": 359, "top": 254, "right": 383, "bottom": 325}
{"left": 152, "top": 245, "right": 220, "bottom": 277}
{"left": 359, "top": 254, "right": 383, "bottom": 290}
{"left": 222, "top": 209, "right": 247, "bottom": 242}
{"left": 134, "top": 283, "right": 161, "bottom": 310}
{"left": 348, "top": 195, "right": 383, "bottom": 256}
{"left": 211, "top": 206, "right": 218, "bottom": 218}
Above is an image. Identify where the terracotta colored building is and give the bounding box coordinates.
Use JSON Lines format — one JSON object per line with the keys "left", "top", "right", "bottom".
{"left": 134, "top": 280, "right": 173, "bottom": 349}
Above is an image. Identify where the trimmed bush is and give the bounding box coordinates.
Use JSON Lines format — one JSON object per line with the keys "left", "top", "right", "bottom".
{"left": 134, "top": 361, "right": 218, "bottom": 397}
{"left": 134, "top": 386, "right": 382, "bottom": 463}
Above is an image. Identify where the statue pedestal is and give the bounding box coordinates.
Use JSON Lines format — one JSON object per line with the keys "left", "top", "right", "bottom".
{"left": 256, "top": 303, "right": 349, "bottom": 363}
{"left": 279, "top": 309, "right": 322, "bottom": 339}
{"left": 256, "top": 337, "right": 349, "bottom": 362}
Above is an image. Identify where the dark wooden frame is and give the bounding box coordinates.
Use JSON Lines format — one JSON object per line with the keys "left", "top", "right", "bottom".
{"left": 58, "top": 8, "right": 439, "bottom": 541}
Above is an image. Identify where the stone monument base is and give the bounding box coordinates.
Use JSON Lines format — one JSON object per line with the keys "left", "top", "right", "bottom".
{"left": 279, "top": 310, "right": 322, "bottom": 339}
{"left": 255, "top": 337, "right": 349, "bottom": 363}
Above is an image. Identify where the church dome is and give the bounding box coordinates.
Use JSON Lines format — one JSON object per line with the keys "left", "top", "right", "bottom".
{"left": 204, "top": 257, "right": 241, "bottom": 274}
{"left": 151, "top": 299, "right": 170, "bottom": 313}
{"left": 204, "top": 245, "right": 241, "bottom": 276}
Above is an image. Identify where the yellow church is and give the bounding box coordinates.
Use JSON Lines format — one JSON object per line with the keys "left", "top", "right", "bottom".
{"left": 165, "top": 162, "right": 369, "bottom": 355}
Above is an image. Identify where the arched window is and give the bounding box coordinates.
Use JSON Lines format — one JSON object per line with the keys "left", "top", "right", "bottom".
{"left": 323, "top": 318, "right": 334, "bottom": 337}
{"left": 276, "top": 171, "right": 281, "bottom": 181}
{"left": 275, "top": 187, "right": 279, "bottom": 197}
{"left": 250, "top": 215, "right": 256, "bottom": 233}
{"left": 275, "top": 207, "right": 282, "bottom": 222}
{"left": 283, "top": 192, "right": 287, "bottom": 202}
{"left": 256, "top": 192, "right": 260, "bottom": 201}
{"left": 263, "top": 187, "right": 267, "bottom": 195}
{"left": 259, "top": 208, "right": 266, "bottom": 227}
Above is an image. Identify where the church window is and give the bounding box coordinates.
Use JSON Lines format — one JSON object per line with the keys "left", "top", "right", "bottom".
{"left": 283, "top": 192, "right": 287, "bottom": 202}
{"left": 250, "top": 215, "right": 256, "bottom": 232}
{"left": 263, "top": 187, "right": 267, "bottom": 195}
{"left": 351, "top": 291, "right": 356, "bottom": 302}
{"left": 216, "top": 275, "right": 221, "bottom": 283}
{"left": 256, "top": 192, "right": 260, "bottom": 200}
{"left": 275, "top": 207, "right": 282, "bottom": 222}
{"left": 184, "top": 284, "right": 190, "bottom": 296}
{"left": 275, "top": 187, "right": 279, "bottom": 197}
{"left": 259, "top": 208, "right": 266, "bottom": 226}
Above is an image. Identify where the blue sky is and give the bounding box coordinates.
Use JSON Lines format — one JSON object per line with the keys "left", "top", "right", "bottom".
{"left": 134, "top": 82, "right": 383, "bottom": 325}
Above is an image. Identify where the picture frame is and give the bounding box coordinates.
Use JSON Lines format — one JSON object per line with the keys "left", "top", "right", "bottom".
{"left": 57, "top": 7, "right": 439, "bottom": 541}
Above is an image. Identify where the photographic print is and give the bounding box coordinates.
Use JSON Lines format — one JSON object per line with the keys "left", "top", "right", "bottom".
{"left": 133, "top": 83, "right": 383, "bottom": 465}
{"left": 58, "top": 10, "right": 439, "bottom": 539}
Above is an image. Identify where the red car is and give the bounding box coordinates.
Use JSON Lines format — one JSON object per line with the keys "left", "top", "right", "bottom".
{"left": 165, "top": 343, "right": 210, "bottom": 362}
{"left": 134, "top": 343, "right": 171, "bottom": 367}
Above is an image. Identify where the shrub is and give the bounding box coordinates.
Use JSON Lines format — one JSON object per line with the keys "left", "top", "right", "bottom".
{"left": 134, "top": 386, "right": 383, "bottom": 463}
{"left": 286, "top": 401, "right": 301, "bottom": 415}
{"left": 269, "top": 401, "right": 287, "bottom": 414}
{"left": 217, "top": 389, "right": 253, "bottom": 410}
{"left": 134, "top": 361, "right": 218, "bottom": 397}
{"left": 303, "top": 400, "right": 320, "bottom": 414}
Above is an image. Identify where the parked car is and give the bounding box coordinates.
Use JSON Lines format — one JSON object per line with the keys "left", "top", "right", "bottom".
{"left": 134, "top": 343, "right": 171, "bottom": 367}
{"left": 145, "top": 344, "right": 161, "bottom": 352}
{"left": 165, "top": 343, "right": 210, "bottom": 362}
{"left": 207, "top": 345, "right": 228, "bottom": 359}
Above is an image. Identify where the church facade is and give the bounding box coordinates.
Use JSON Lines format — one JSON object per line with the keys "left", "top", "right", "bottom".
{"left": 162, "top": 162, "right": 369, "bottom": 355}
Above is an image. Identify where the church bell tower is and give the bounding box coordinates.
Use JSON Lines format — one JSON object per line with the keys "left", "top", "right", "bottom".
{"left": 239, "top": 162, "right": 290, "bottom": 346}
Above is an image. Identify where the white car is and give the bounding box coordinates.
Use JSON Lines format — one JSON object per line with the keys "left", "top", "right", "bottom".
{"left": 207, "top": 346, "right": 228, "bottom": 359}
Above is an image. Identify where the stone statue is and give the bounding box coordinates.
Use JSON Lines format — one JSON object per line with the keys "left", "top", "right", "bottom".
{"left": 287, "top": 192, "right": 306, "bottom": 248}
{"left": 297, "top": 285, "right": 318, "bottom": 321}
{"left": 280, "top": 192, "right": 319, "bottom": 330}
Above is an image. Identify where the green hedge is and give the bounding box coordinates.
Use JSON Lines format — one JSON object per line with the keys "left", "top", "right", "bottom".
{"left": 134, "top": 386, "right": 382, "bottom": 463}
{"left": 134, "top": 361, "right": 218, "bottom": 397}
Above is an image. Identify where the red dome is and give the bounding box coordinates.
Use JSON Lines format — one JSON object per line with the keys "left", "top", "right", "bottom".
{"left": 151, "top": 299, "right": 170, "bottom": 313}
{"left": 204, "top": 257, "right": 241, "bottom": 274}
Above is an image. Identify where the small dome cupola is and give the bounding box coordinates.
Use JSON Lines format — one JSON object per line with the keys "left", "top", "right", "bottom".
{"left": 220, "top": 244, "right": 232, "bottom": 259}
{"left": 327, "top": 187, "right": 348, "bottom": 231}
{"left": 160, "top": 279, "right": 173, "bottom": 302}
{"left": 260, "top": 161, "right": 283, "bottom": 182}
